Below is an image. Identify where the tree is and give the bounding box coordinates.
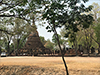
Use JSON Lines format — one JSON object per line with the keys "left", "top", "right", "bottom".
{"left": 0, "top": 31, "right": 3, "bottom": 54}
{"left": 0, "top": 0, "right": 44, "bottom": 19}
{"left": 52, "top": 34, "right": 66, "bottom": 46}
{"left": 60, "top": 26, "right": 96, "bottom": 56}
{"left": 0, "top": 0, "right": 49, "bottom": 55}
{"left": 0, "top": 17, "right": 13, "bottom": 55}
{"left": 92, "top": 18, "right": 100, "bottom": 54}
{"left": 5, "top": 33, "right": 12, "bottom": 55}
{"left": 43, "top": 0, "right": 93, "bottom": 75}
{"left": 0, "top": 46, "right": 1, "bottom": 54}
{"left": 39, "top": 36, "right": 46, "bottom": 45}
{"left": 79, "top": 27, "right": 93, "bottom": 56}
{"left": 75, "top": 2, "right": 100, "bottom": 55}
{"left": 52, "top": 34, "right": 67, "bottom": 52}
{"left": 44, "top": 39, "right": 54, "bottom": 50}
{"left": 91, "top": 2, "right": 100, "bottom": 21}
{"left": 11, "top": 18, "right": 35, "bottom": 55}
{"left": 0, "top": 16, "right": 35, "bottom": 55}
{"left": 89, "top": 3, "right": 100, "bottom": 54}
{"left": 0, "top": 0, "right": 47, "bottom": 35}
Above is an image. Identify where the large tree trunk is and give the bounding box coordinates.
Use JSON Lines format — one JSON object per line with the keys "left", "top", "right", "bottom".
{"left": 84, "top": 30, "right": 90, "bottom": 56}
{"left": 7, "top": 40, "right": 10, "bottom": 56}
{"left": 5, "top": 34, "right": 12, "bottom": 56}
{"left": 0, "top": 35, "right": 1, "bottom": 54}
{"left": 87, "top": 47, "right": 90, "bottom": 56}
{"left": 98, "top": 44, "right": 100, "bottom": 54}
{"left": 16, "top": 38, "right": 20, "bottom": 56}
{"left": 90, "top": 34, "right": 100, "bottom": 55}
{"left": 53, "top": 23, "right": 69, "bottom": 75}
{"left": 73, "top": 41, "right": 78, "bottom": 56}
{"left": 0, "top": 47, "right": 1, "bottom": 54}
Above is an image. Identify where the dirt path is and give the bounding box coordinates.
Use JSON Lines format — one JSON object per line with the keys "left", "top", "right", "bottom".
{"left": 0, "top": 56, "right": 100, "bottom": 75}
{"left": 0, "top": 56, "right": 100, "bottom": 70}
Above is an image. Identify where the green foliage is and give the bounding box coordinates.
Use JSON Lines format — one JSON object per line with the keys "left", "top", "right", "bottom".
{"left": 39, "top": 36, "right": 46, "bottom": 45}
{"left": 52, "top": 34, "right": 66, "bottom": 46}
{"left": 43, "top": 0, "right": 93, "bottom": 41}
{"left": 43, "top": 0, "right": 68, "bottom": 32}
{"left": 0, "top": 0, "right": 47, "bottom": 26}
{"left": 94, "top": 21, "right": 100, "bottom": 42}
{"left": 45, "top": 39, "right": 54, "bottom": 50}
{"left": 91, "top": 2, "right": 100, "bottom": 20}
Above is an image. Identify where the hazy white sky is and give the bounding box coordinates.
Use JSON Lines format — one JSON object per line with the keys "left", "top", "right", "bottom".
{"left": 37, "top": 0, "right": 100, "bottom": 41}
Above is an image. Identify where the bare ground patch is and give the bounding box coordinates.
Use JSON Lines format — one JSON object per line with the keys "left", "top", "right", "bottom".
{"left": 0, "top": 57, "right": 100, "bottom": 75}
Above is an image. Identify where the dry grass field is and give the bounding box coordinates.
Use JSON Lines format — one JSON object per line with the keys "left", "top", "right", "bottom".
{"left": 0, "top": 56, "right": 100, "bottom": 75}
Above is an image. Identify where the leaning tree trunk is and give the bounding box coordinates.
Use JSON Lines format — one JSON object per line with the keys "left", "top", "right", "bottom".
{"left": 84, "top": 31, "right": 90, "bottom": 56}
{"left": 53, "top": 23, "right": 69, "bottom": 75}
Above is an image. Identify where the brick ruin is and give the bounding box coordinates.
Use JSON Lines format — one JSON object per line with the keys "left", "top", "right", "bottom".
{"left": 18, "top": 30, "right": 51, "bottom": 56}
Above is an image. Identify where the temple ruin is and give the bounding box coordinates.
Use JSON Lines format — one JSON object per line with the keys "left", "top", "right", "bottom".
{"left": 18, "top": 30, "right": 51, "bottom": 56}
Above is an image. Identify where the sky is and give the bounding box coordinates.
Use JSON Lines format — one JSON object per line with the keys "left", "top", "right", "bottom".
{"left": 37, "top": 0, "right": 100, "bottom": 41}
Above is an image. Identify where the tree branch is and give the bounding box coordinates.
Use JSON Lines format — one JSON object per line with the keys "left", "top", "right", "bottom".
{"left": 0, "top": 29, "right": 13, "bottom": 35}
{"left": 90, "top": 34, "right": 100, "bottom": 45}
{"left": 0, "top": 14, "right": 16, "bottom": 17}
{"left": 0, "top": 1, "right": 23, "bottom": 13}
{"left": 0, "top": 14, "right": 30, "bottom": 22}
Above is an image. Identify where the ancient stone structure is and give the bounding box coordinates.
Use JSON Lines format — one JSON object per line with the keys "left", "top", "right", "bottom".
{"left": 18, "top": 30, "right": 51, "bottom": 56}
{"left": 24, "top": 31, "right": 45, "bottom": 49}
{"left": 17, "top": 17, "right": 52, "bottom": 56}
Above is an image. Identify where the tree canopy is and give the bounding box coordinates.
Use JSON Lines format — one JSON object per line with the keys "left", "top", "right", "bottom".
{"left": 0, "top": 0, "right": 96, "bottom": 75}
{"left": 42, "top": 0, "right": 94, "bottom": 75}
